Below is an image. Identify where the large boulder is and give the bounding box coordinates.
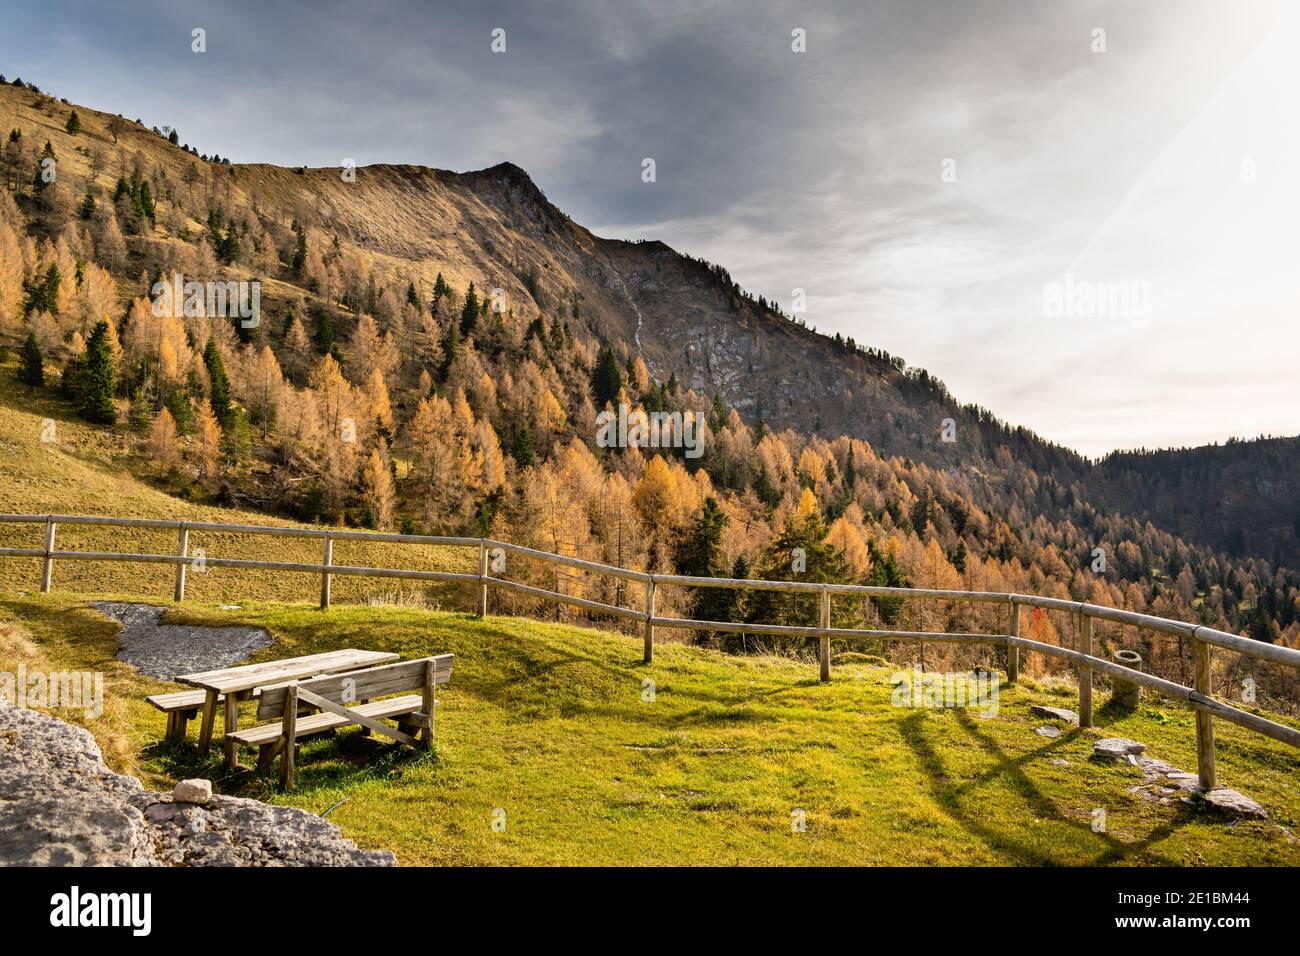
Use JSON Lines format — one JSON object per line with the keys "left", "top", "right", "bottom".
{"left": 0, "top": 707, "right": 394, "bottom": 866}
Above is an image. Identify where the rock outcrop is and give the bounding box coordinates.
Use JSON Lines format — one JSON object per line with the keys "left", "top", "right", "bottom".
{"left": 0, "top": 707, "right": 394, "bottom": 866}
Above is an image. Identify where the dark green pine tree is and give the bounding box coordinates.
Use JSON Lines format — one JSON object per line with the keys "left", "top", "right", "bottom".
{"left": 865, "top": 540, "right": 909, "bottom": 625}
{"left": 590, "top": 345, "right": 623, "bottom": 407}
{"left": 313, "top": 308, "right": 335, "bottom": 355}
{"left": 406, "top": 281, "right": 421, "bottom": 310}
{"left": 291, "top": 224, "right": 307, "bottom": 275}
{"left": 166, "top": 390, "right": 194, "bottom": 435}
{"left": 78, "top": 320, "right": 117, "bottom": 424}
{"left": 127, "top": 386, "right": 151, "bottom": 432}
{"left": 510, "top": 422, "right": 535, "bottom": 467}
{"left": 712, "top": 555, "right": 750, "bottom": 640}
{"left": 203, "top": 338, "right": 233, "bottom": 426}
{"left": 431, "top": 271, "right": 449, "bottom": 315}
{"left": 64, "top": 111, "right": 80, "bottom": 135}
{"left": 138, "top": 180, "right": 155, "bottom": 224}
{"left": 41, "top": 261, "right": 61, "bottom": 314}
{"left": 674, "top": 497, "right": 733, "bottom": 635}
{"left": 708, "top": 392, "right": 728, "bottom": 433}
{"left": 747, "top": 505, "right": 852, "bottom": 632}
{"left": 78, "top": 188, "right": 96, "bottom": 219}
{"left": 951, "top": 538, "right": 968, "bottom": 575}
{"left": 1248, "top": 605, "right": 1280, "bottom": 644}
{"left": 459, "top": 283, "right": 480, "bottom": 336}
{"left": 439, "top": 322, "right": 462, "bottom": 383}
{"left": 18, "top": 331, "right": 44, "bottom": 388}
{"left": 219, "top": 223, "right": 240, "bottom": 263}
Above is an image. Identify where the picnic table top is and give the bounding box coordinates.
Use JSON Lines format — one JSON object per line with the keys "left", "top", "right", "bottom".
{"left": 176, "top": 648, "right": 400, "bottom": 695}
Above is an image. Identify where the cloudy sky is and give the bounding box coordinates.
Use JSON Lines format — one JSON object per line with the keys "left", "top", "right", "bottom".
{"left": 4, "top": 0, "right": 1297, "bottom": 457}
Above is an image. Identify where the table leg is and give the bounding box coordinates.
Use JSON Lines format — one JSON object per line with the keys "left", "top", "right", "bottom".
{"left": 224, "top": 693, "right": 241, "bottom": 770}
{"left": 197, "top": 690, "right": 218, "bottom": 756}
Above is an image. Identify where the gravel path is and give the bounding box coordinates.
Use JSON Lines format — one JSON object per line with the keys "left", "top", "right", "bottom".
{"left": 94, "top": 602, "right": 271, "bottom": 679}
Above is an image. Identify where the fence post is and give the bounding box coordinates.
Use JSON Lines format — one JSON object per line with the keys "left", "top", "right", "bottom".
{"left": 319, "top": 537, "right": 333, "bottom": 610}
{"left": 173, "top": 524, "right": 189, "bottom": 602}
{"left": 1194, "top": 636, "right": 1216, "bottom": 789}
{"left": 476, "top": 540, "right": 488, "bottom": 618}
{"left": 1006, "top": 601, "right": 1019, "bottom": 683}
{"left": 1078, "top": 612, "right": 1093, "bottom": 728}
{"left": 819, "top": 586, "right": 831, "bottom": 682}
{"left": 39, "top": 517, "right": 56, "bottom": 593}
{"left": 643, "top": 576, "right": 656, "bottom": 664}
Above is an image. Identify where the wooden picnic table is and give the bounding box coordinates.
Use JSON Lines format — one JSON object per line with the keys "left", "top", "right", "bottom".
{"left": 176, "top": 649, "right": 400, "bottom": 769}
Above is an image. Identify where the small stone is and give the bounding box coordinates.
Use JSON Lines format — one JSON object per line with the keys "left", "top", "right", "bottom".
{"left": 1050, "top": 759, "right": 1070, "bottom": 766}
{"left": 1168, "top": 772, "right": 1204, "bottom": 793}
{"left": 1203, "top": 788, "right": 1267, "bottom": 819}
{"left": 1035, "top": 725, "right": 1060, "bottom": 738}
{"left": 1138, "top": 756, "right": 1178, "bottom": 775}
{"left": 173, "top": 779, "right": 213, "bottom": 805}
{"left": 1030, "top": 705, "right": 1079, "bottom": 725}
{"left": 1093, "top": 737, "right": 1147, "bottom": 761}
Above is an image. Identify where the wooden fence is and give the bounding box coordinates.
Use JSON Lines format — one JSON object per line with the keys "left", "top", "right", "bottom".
{"left": 2, "top": 512, "right": 1299, "bottom": 791}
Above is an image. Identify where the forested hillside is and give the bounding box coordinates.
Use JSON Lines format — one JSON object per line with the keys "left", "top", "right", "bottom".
{"left": 1086, "top": 438, "right": 1300, "bottom": 568}
{"left": 1, "top": 74, "right": 1297, "bottom": 710}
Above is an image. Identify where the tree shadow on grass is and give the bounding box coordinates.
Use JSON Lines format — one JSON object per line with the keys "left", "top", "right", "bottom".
{"left": 895, "top": 709, "right": 1195, "bottom": 865}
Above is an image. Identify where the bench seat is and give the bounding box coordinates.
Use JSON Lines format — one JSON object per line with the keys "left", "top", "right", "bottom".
{"left": 147, "top": 689, "right": 215, "bottom": 712}
{"left": 148, "top": 689, "right": 230, "bottom": 742}
{"left": 228, "top": 694, "right": 424, "bottom": 748}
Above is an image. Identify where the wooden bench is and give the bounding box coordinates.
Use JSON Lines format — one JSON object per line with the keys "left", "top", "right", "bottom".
{"left": 147, "top": 687, "right": 264, "bottom": 743}
{"left": 147, "top": 689, "right": 225, "bottom": 742}
{"left": 228, "top": 654, "right": 453, "bottom": 788}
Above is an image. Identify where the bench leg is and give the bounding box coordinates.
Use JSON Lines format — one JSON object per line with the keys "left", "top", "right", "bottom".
{"left": 280, "top": 687, "right": 298, "bottom": 789}
{"left": 224, "top": 693, "right": 241, "bottom": 770}
{"left": 197, "top": 690, "right": 218, "bottom": 756}
{"left": 176, "top": 707, "right": 197, "bottom": 741}
{"left": 279, "top": 739, "right": 296, "bottom": 789}
{"left": 256, "top": 738, "right": 284, "bottom": 774}
{"left": 164, "top": 712, "right": 178, "bottom": 742}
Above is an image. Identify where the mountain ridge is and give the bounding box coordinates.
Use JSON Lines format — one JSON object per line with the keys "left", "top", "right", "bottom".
{"left": 0, "top": 76, "right": 1296, "bottom": 574}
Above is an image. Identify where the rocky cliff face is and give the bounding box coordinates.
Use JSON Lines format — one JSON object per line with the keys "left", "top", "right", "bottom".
{"left": 0, "top": 707, "right": 393, "bottom": 866}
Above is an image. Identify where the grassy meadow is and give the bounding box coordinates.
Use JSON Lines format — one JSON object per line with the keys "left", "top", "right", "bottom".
{"left": 1, "top": 359, "right": 1298, "bottom": 865}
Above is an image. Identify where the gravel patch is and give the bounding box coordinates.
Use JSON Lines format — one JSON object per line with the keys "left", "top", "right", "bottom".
{"left": 94, "top": 602, "right": 271, "bottom": 679}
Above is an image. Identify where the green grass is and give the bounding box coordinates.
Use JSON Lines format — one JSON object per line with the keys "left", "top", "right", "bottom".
{"left": 2, "top": 593, "right": 1297, "bottom": 866}
{"left": 2, "top": 359, "right": 1298, "bottom": 866}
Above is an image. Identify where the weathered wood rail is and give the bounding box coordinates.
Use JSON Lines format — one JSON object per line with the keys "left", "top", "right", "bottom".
{"left": 3, "top": 512, "right": 1299, "bottom": 791}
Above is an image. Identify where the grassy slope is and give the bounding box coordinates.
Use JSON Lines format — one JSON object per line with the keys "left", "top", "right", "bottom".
{"left": 1, "top": 368, "right": 1299, "bottom": 865}
{"left": 2, "top": 595, "right": 1298, "bottom": 866}
{"left": 0, "top": 363, "right": 473, "bottom": 603}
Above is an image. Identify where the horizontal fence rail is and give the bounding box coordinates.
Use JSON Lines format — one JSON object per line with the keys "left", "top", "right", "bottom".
{"left": 3, "top": 513, "right": 1299, "bottom": 790}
